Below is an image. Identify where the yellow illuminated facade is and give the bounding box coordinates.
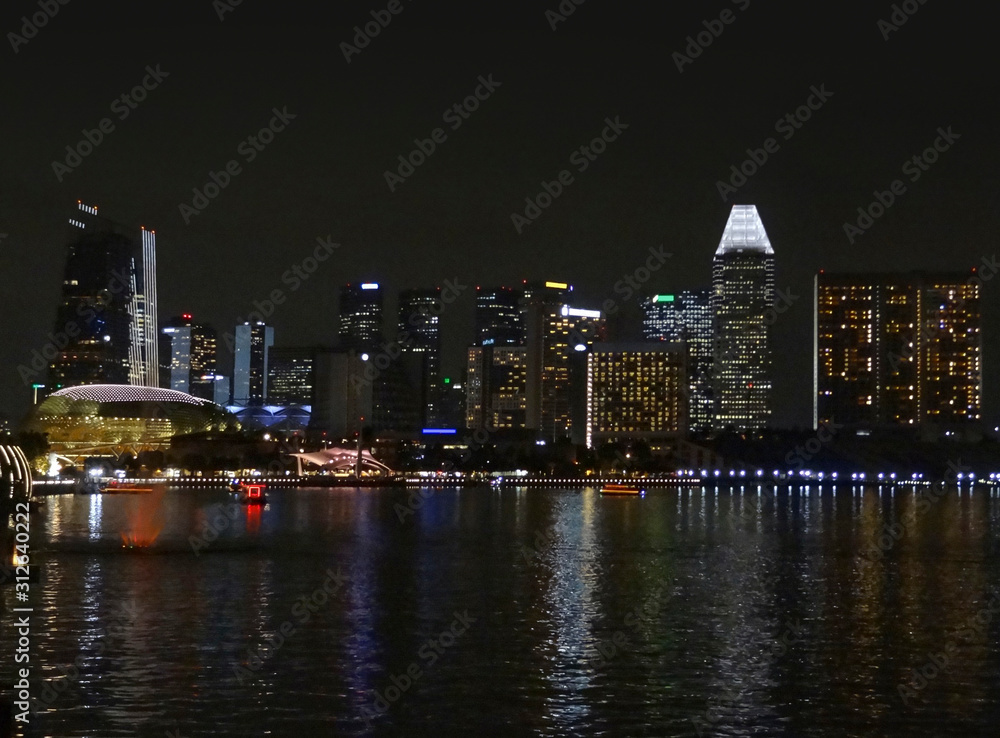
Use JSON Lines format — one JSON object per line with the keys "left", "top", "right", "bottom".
{"left": 815, "top": 271, "right": 981, "bottom": 427}
{"left": 585, "top": 343, "right": 686, "bottom": 448}
{"left": 465, "top": 346, "right": 527, "bottom": 429}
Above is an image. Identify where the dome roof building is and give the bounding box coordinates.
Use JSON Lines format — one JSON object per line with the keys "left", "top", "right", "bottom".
{"left": 23, "top": 384, "right": 240, "bottom": 458}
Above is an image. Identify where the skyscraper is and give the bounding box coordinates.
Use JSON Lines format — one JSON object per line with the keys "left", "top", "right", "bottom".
{"left": 47, "top": 201, "right": 158, "bottom": 393}
{"left": 642, "top": 289, "right": 713, "bottom": 433}
{"left": 159, "top": 314, "right": 217, "bottom": 398}
{"left": 815, "top": 270, "right": 982, "bottom": 428}
{"left": 267, "top": 346, "right": 318, "bottom": 406}
{"left": 712, "top": 204, "right": 775, "bottom": 432}
{"left": 233, "top": 322, "right": 274, "bottom": 406}
{"left": 580, "top": 343, "right": 687, "bottom": 448}
{"left": 524, "top": 285, "right": 606, "bottom": 439}
{"left": 465, "top": 345, "right": 527, "bottom": 429}
{"left": 475, "top": 286, "right": 524, "bottom": 346}
{"left": 398, "top": 288, "right": 442, "bottom": 425}
{"left": 338, "top": 282, "right": 383, "bottom": 350}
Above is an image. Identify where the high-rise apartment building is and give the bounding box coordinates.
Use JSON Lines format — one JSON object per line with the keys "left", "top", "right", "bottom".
{"left": 642, "top": 289, "right": 713, "bottom": 433}
{"left": 233, "top": 322, "right": 274, "bottom": 406}
{"left": 712, "top": 204, "right": 775, "bottom": 431}
{"left": 814, "top": 271, "right": 981, "bottom": 428}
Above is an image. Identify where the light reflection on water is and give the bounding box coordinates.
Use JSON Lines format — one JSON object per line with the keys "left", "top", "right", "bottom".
{"left": 2, "top": 485, "right": 999, "bottom": 736}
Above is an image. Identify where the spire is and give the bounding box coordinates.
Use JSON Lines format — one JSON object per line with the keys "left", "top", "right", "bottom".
{"left": 715, "top": 204, "right": 773, "bottom": 255}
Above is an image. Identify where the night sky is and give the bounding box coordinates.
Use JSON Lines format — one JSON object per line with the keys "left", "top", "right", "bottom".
{"left": 1, "top": 1, "right": 995, "bottom": 428}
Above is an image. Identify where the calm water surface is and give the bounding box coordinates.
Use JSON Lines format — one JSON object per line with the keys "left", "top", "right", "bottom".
{"left": 4, "top": 485, "right": 1000, "bottom": 737}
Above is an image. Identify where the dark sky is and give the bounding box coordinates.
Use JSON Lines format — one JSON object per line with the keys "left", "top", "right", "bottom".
{"left": 1, "top": 1, "right": 996, "bottom": 428}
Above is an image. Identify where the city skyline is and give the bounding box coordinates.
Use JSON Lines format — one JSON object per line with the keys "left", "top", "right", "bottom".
{"left": 13, "top": 197, "right": 995, "bottom": 439}
{"left": 1, "top": 5, "right": 996, "bottom": 431}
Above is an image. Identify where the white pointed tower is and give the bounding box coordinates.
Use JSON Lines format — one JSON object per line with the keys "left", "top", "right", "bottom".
{"left": 712, "top": 204, "right": 775, "bottom": 431}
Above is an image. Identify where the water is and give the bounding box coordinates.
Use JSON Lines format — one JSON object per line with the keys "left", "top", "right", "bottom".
{"left": 3, "top": 485, "right": 1000, "bottom": 737}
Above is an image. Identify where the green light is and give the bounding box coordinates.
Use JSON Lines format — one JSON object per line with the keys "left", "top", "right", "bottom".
{"left": 443, "top": 377, "right": 451, "bottom": 384}
{"left": 652, "top": 294, "right": 675, "bottom": 303}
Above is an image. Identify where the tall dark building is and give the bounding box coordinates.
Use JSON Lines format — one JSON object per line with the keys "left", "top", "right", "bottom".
{"left": 475, "top": 286, "right": 524, "bottom": 346}
{"left": 159, "top": 314, "right": 218, "bottom": 399}
{"left": 712, "top": 204, "right": 775, "bottom": 432}
{"left": 338, "top": 282, "right": 383, "bottom": 350}
{"left": 47, "top": 201, "right": 158, "bottom": 392}
{"left": 642, "top": 290, "right": 713, "bottom": 433}
{"left": 267, "top": 346, "right": 318, "bottom": 406}
{"left": 398, "top": 288, "right": 442, "bottom": 425}
{"left": 233, "top": 322, "right": 273, "bottom": 406}
{"left": 815, "top": 270, "right": 982, "bottom": 429}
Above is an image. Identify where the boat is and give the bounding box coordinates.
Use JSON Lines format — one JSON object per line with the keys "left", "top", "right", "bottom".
{"left": 232, "top": 482, "right": 267, "bottom": 505}
{"left": 600, "top": 483, "right": 645, "bottom": 496}
{"left": 103, "top": 480, "right": 155, "bottom": 494}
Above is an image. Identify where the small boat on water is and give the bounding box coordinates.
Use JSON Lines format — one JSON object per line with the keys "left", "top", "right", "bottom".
{"left": 103, "top": 480, "right": 155, "bottom": 494}
{"left": 601, "top": 483, "right": 645, "bottom": 496}
{"left": 232, "top": 482, "right": 267, "bottom": 505}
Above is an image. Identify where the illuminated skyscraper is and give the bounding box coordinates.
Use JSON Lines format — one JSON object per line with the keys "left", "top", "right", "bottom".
{"left": 267, "top": 346, "right": 318, "bottom": 406}
{"left": 475, "top": 286, "right": 524, "bottom": 346}
{"left": 581, "top": 343, "right": 687, "bottom": 448}
{"left": 815, "top": 271, "right": 981, "bottom": 428}
{"left": 338, "top": 282, "right": 383, "bottom": 350}
{"left": 159, "top": 314, "right": 217, "bottom": 398}
{"left": 712, "top": 204, "right": 775, "bottom": 431}
{"left": 233, "top": 322, "right": 274, "bottom": 406}
{"left": 524, "top": 284, "right": 606, "bottom": 438}
{"left": 642, "top": 289, "right": 713, "bottom": 433}
{"left": 398, "top": 288, "right": 442, "bottom": 425}
{"left": 47, "top": 201, "right": 158, "bottom": 393}
{"left": 136, "top": 226, "right": 159, "bottom": 386}
{"left": 465, "top": 345, "right": 527, "bottom": 429}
